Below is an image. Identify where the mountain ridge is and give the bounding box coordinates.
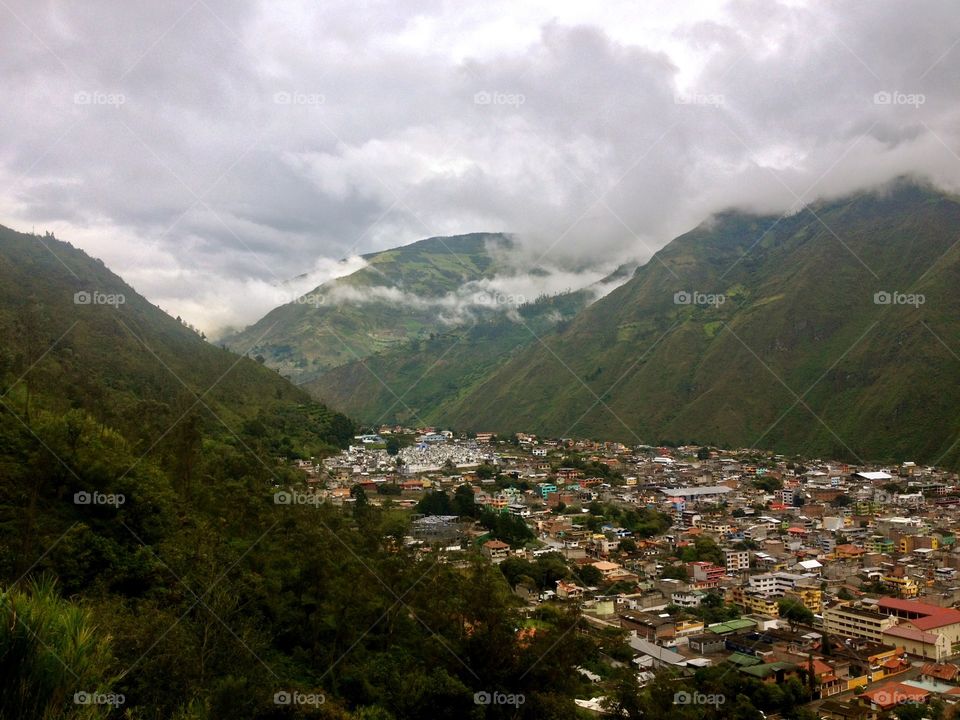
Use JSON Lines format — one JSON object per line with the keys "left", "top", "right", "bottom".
{"left": 307, "top": 181, "right": 960, "bottom": 467}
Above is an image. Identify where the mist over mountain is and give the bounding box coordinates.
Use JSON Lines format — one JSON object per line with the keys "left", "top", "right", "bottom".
{"left": 309, "top": 181, "right": 960, "bottom": 467}
{"left": 220, "top": 232, "right": 623, "bottom": 383}
{"left": 4, "top": 2, "right": 960, "bottom": 335}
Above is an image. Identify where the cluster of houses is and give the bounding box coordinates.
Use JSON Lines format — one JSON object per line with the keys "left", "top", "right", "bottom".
{"left": 302, "top": 426, "right": 960, "bottom": 715}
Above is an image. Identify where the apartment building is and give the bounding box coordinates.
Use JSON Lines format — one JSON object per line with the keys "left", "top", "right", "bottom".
{"left": 726, "top": 549, "right": 750, "bottom": 573}
{"left": 823, "top": 603, "right": 897, "bottom": 642}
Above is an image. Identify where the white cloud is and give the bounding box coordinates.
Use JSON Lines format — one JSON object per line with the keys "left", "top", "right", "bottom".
{"left": 1, "top": 0, "right": 959, "bottom": 335}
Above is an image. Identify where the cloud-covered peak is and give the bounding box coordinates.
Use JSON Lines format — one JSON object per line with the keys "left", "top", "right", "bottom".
{"left": 2, "top": 0, "right": 959, "bottom": 334}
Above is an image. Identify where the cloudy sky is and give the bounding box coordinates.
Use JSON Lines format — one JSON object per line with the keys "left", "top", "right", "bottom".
{"left": 2, "top": 0, "right": 959, "bottom": 335}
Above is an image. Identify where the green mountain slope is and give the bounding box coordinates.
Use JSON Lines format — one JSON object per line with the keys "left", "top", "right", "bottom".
{"left": 304, "top": 288, "right": 592, "bottom": 425}
{"left": 408, "top": 182, "right": 960, "bottom": 465}
{"left": 220, "top": 232, "right": 516, "bottom": 382}
{"left": 0, "top": 224, "right": 355, "bottom": 464}
{"left": 0, "top": 225, "right": 596, "bottom": 718}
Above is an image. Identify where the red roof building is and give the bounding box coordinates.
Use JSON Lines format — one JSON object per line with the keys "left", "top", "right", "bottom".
{"left": 859, "top": 682, "right": 929, "bottom": 711}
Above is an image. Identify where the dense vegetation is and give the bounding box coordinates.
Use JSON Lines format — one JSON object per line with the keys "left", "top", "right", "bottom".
{"left": 306, "top": 288, "right": 594, "bottom": 425}
{"left": 0, "top": 227, "right": 590, "bottom": 718}
{"left": 221, "top": 233, "right": 523, "bottom": 383}
{"left": 305, "top": 183, "right": 960, "bottom": 467}
{"left": 430, "top": 182, "right": 960, "bottom": 466}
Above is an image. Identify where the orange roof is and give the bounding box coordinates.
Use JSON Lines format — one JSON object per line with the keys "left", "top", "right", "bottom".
{"left": 483, "top": 540, "right": 510, "bottom": 549}
{"left": 883, "top": 625, "right": 940, "bottom": 644}
{"left": 811, "top": 659, "right": 834, "bottom": 675}
{"left": 836, "top": 544, "right": 864, "bottom": 554}
{"left": 921, "top": 663, "right": 960, "bottom": 681}
{"left": 861, "top": 682, "right": 929, "bottom": 709}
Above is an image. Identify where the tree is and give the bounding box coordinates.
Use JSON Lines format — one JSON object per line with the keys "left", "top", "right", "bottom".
{"left": 660, "top": 564, "right": 688, "bottom": 581}
{"left": 385, "top": 436, "right": 400, "bottom": 455}
{"left": 475, "top": 462, "right": 497, "bottom": 480}
{"left": 778, "top": 597, "right": 814, "bottom": 631}
{"left": 579, "top": 565, "right": 603, "bottom": 586}
{"left": 416, "top": 490, "right": 452, "bottom": 516}
{"left": 753, "top": 476, "right": 783, "bottom": 492}
{"left": 350, "top": 485, "right": 369, "bottom": 522}
{"left": 452, "top": 484, "right": 478, "bottom": 518}
{"left": 619, "top": 538, "right": 637, "bottom": 554}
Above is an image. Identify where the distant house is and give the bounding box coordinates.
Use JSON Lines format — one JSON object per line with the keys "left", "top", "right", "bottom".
{"left": 920, "top": 662, "right": 960, "bottom": 684}
{"left": 859, "top": 682, "right": 929, "bottom": 712}
{"left": 481, "top": 539, "right": 510, "bottom": 564}
{"left": 628, "top": 635, "right": 688, "bottom": 669}
{"left": 738, "top": 661, "right": 798, "bottom": 683}
{"left": 556, "top": 580, "right": 585, "bottom": 600}
{"left": 819, "top": 699, "right": 878, "bottom": 720}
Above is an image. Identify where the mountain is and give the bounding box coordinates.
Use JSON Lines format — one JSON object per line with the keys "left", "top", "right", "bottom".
{"left": 220, "top": 232, "right": 518, "bottom": 383}
{"left": 304, "top": 264, "right": 635, "bottom": 426}
{"left": 0, "top": 224, "right": 355, "bottom": 464}
{"left": 0, "top": 224, "right": 591, "bottom": 719}
{"left": 304, "top": 288, "right": 591, "bottom": 425}
{"left": 317, "top": 181, "right": 960, "bottom": 466}
{"left": 443, "top": 181, "right": 960, "bottom": 465}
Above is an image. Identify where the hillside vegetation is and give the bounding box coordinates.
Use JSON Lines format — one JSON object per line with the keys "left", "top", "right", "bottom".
{"left": 433, "top": 182, "right": 960, "bottom": 466}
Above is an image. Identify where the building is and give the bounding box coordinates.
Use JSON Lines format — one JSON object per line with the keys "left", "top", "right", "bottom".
{"left": 671, "top": 590, "right": 706, "bottom": 608}
{"left": 689, "top": 561, "right": 725, "bottom": 588}
{"left": 881, "top": 574, "right": 919, "bottom": 598}
{"left": 858, "top": 682, "right": 928, "bottom": 712}
{"left": 659, "top": 485, "right": 733, "bottom": 501}
{"left": 481, "top": 540, "right": 510, "bottom": 564}
{"left": 823, "top": 603, "right": 897, "bottom": 642}
{"left": 881, "top": 625, "right": 949, "bottom": 661}
{"left": 919, "top": 662, "right": 960, "bottom": 684}
{"left": 727, "top": 587, "right": 781, "bottom": 616}
{"left": 725, "top": 549, "right": 750, "bottom": 574}
{"left": 876, "top": 598, "right": 960, "bottom": 658}
{"left": 819, "top": 699, "right": 878, "bottom": 720}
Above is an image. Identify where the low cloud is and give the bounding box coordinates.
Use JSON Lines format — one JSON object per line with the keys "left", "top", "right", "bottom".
{"left": 2, "top": 1, "right": 959, "bottom": 333}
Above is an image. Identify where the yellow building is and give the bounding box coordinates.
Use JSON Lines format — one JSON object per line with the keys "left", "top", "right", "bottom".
{"left": 786, "top": 585, "right": 824, "bottom": 614}
{"left": 728, "top": 587, "right": 781, "bottom": 617}
{"left": 882, "top": 575, "right": 919, "bottom": 598}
